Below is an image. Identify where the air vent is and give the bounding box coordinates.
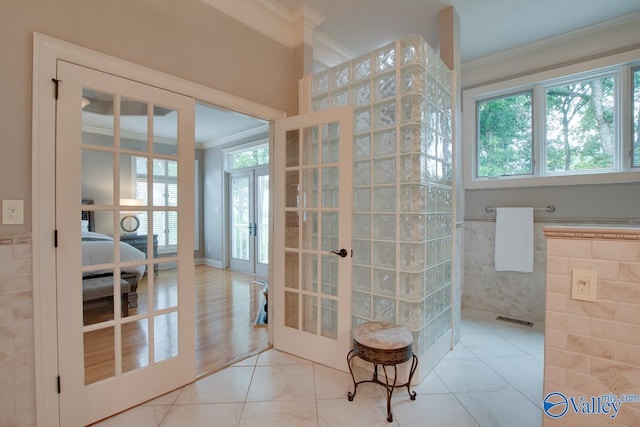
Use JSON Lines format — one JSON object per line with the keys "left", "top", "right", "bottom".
{"left": 496, "top": 316, "right": 533, "bottom": 327}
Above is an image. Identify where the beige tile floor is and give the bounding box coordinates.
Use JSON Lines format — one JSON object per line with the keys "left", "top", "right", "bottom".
{"left": 94, "top": 308, "right": 544, "bottom": 427}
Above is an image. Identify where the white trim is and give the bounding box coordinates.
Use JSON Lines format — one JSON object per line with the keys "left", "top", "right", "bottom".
{"left": 292, "top": 4, "right": 326, "bottom": 47}
{"left": 199, "top": 0, "right": 358, "bottom": 69}
{"left": 313, "top": 31, "right": 357, "bottom": 69}
{"left": 201, "top": 0, "right": 291, "bottom": 47}
{"left": 463, "top": 47, "right": 640, "bottom": 190}
{"left": 223, "top": 138, "right": 269, "bottom": 156}
{"left": 462, "top": 11, "right": 640, "bottom": 88}
{"left": 32, "top": 32, "right": 285, "bottom": 427}
{"left": 32, "top": 31, "right": 60, "bottom": 427}
{"left": 203, "top": 257, "right": 224, "bottom": 269}
{"left": 202, "top": 124, "right": 269, "bottom": 149}
{"left": 200, "top": 0, "right": 325, "bottom": 48}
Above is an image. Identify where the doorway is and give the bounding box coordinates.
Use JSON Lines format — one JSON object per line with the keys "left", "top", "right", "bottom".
{"left": 194, "top": 103, "right": 270, "bottom": 376}
{"left": 33, "top": 34, "right": 286, "bottom": 426}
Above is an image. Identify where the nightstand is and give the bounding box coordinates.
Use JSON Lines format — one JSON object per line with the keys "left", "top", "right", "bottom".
{"left": 120, "top": 234, "right": 159, "bottom": 275}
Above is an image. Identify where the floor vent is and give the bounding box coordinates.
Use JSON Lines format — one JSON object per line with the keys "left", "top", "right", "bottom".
{"left": 496, "top": 316, "right": 533, "bottom": 327}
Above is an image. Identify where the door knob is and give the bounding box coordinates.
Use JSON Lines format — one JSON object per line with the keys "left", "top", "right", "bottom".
{"left": 330, "top": 248, "right": 348, "bottom": 258}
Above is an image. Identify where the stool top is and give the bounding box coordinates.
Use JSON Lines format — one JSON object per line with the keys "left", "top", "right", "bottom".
{"left": 353, "top": 322, "right": 413, "bottom": 350}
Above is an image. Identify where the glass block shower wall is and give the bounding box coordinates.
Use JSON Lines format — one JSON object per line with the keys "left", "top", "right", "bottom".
{"left": 310, "top": 35, "right": 453, "bottom": 358}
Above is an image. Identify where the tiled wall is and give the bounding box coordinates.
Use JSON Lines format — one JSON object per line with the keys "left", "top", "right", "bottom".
{"left": 463, "top": 220, "right": 547, "bottom": 321}
{"left": 0, "top": 236, "right": 35, "bottom": 427}
{"left": 543, "top": 226, "right": 640, "bottom": 427}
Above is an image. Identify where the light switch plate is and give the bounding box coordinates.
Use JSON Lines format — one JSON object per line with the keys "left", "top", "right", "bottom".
{"left": 571, "top": 268, "right": 597, "bottom": 302}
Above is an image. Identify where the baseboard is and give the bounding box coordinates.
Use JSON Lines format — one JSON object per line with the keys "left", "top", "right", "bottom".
{"left": 203, "top": 258, "right": 223, "bottom": 268}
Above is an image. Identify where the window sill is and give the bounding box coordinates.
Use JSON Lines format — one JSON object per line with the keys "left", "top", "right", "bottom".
{"left": 464, "top": 169, "right": 640, "bottom": 190}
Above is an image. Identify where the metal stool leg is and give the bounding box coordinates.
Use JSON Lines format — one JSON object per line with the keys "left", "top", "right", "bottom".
{"left": 406, "top": 353, "right": 418, "bottom": 400}
{"left": 346, "top": 349, "right": 358, "bottom": 401}
{"left": 381, "top": 363, "right": 399, "bottom": 422}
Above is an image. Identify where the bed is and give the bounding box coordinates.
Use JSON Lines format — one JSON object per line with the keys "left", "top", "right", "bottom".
{"left": 82, "top": 200, "right": 146, "bottom": 309}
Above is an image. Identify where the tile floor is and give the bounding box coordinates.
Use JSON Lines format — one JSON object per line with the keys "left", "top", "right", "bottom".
{"left": 93, "top": 308, "right": 544, "bottom": 427}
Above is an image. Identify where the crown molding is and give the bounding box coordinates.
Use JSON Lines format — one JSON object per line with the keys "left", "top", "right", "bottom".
{"left": 82, "top": 125, "right": 177, "bottom": 146}
{"left": 201, "top": 0, "right": 324, "bottom": 48}
{"left": 313, "top": 31, "right": 357, "bottom": 69}
{"left": 202, "top": 124, "right": 269, "bottom": 149}
{"left": 462, "top": 11, "right": 640, "bottom": 87}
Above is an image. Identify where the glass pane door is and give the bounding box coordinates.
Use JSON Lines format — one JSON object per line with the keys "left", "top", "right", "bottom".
{"left": 229, "top": 168, "right": 269, "bottom": 277}
{"left": 273, "top": 105, "right": 353, "bottom": 372}
{"left": 55, "top": 60, "right": 195, "bottom": 426}
{"left": 230, "top": 173, "right": 252, "bottom": 271}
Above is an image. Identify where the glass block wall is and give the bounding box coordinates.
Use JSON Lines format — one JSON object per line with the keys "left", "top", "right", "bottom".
{"left": 310, "top": 35, "right": 454, "bottom": 358}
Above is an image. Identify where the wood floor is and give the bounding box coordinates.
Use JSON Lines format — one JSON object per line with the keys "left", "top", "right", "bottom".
{"left": 193, "top": 265, "right": 269, "bottom": 375}
{"left": 83, "top": 265, "right": 269, "bottom": 384}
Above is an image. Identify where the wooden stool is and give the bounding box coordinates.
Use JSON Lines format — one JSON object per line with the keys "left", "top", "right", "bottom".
{"left": 347, "top": 321, "right": 418, "bottom": 422}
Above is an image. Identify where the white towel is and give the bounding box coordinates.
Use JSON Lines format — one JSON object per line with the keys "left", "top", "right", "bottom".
{"left": 494, "top": 207, "right": 534, "bottom": 273}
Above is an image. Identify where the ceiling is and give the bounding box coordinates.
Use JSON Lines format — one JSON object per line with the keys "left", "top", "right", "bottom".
{"left": 279, "top": 0, "right": 640, "bottom": 63}
{"left": 195, "top": 0, "right": 640, "bottom": 145}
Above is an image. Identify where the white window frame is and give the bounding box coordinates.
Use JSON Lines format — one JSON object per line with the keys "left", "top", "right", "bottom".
{"left": 463, "top": 47, "right": 640, "bottom": 189}
{"left": 223, "top": 138, "right": 269, "bottom": 172}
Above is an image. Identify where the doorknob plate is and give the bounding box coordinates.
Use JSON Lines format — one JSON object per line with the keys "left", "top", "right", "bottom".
{"left": 330, "top": 248, "right": 348, "bottom": 258}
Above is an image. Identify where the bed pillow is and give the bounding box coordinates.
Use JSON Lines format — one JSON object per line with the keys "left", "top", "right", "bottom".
{"left": 81, "top": 220, "right": 89, "bottom": 233}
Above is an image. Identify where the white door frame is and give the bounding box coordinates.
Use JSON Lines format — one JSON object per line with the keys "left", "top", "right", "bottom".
{"left": 32, "top": 33, "right": 285, "bottom": 426}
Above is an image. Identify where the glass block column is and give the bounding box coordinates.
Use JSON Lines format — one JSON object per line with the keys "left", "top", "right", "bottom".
{"left": 310, "top": 35, "right": 453, "bottom": 360}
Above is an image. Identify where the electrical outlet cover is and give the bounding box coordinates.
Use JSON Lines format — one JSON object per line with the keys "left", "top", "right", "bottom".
{"left": 2, "top": 199, "right": 24, "bottom": 225}
{"left": 571, "top": 268, "right": 597, "bottom": 302}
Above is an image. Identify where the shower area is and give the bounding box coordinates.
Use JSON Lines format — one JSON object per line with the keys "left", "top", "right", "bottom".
{"left": 309, "top": 35, "right": 458, "bottom": 378}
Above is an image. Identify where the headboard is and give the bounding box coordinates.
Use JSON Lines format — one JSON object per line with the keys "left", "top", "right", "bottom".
{"left": 81, "top": 199, "right": 95, "bottom": 232}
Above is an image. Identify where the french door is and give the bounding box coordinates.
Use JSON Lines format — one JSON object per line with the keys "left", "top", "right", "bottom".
{"left": 55, "top": 61, "right": 195, "bottom": 426}
{"left": 273, "top": 105, "right": 353, "bottom": 372}
{"left": 229, "top": 168, "right": 269, "bottom": 277}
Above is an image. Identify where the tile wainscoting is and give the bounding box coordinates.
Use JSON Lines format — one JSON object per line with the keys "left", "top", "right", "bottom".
{"left": 0, "top": 235, "right": 35, "bottom": 427}
{"left": 463, "top": 220, "right": 547, "bottom": 322}
{"left": 543, "top": 226, "right": 640, "bottom": 426}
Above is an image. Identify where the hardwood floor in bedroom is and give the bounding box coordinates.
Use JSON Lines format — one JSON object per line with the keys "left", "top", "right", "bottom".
{"left": 82, "top": 265, "right": 269, "bottom": 384}
{"left": 193, "top": 265, "right": 269, "bottom": 376}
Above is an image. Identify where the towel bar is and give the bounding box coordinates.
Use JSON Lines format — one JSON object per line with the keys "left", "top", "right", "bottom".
{"left": 485, "top": 205, "right": 556, "bottom": 213}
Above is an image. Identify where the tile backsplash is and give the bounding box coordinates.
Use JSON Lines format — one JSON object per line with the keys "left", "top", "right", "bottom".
{"left": 0, "top": 235, "right": 35, "bottom": 427}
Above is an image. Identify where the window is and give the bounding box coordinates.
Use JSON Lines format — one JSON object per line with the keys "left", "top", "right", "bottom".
{"left": 545, "top": 74, "right": 615, "bottom": 173}
{"left": 136, "top": 158, "right": 177, "bottom": 252}
{"left": 477, "top": 92, "right": 532, "bottom": 177}
{"left": 228, "top": 144, "right": 269, "bottom": 170}
{"left": 464, "top": 50, "right": 640, "bottom": 188}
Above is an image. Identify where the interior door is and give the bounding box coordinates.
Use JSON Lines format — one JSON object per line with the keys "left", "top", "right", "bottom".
{"left": 229, "top": 168, "right": 269, "bottom": 277}
{"left": 273, "top": 105, "right": 353, "bottom": 371}
{"left": 55, "top": 61, "right": 195, "bottom": 426}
